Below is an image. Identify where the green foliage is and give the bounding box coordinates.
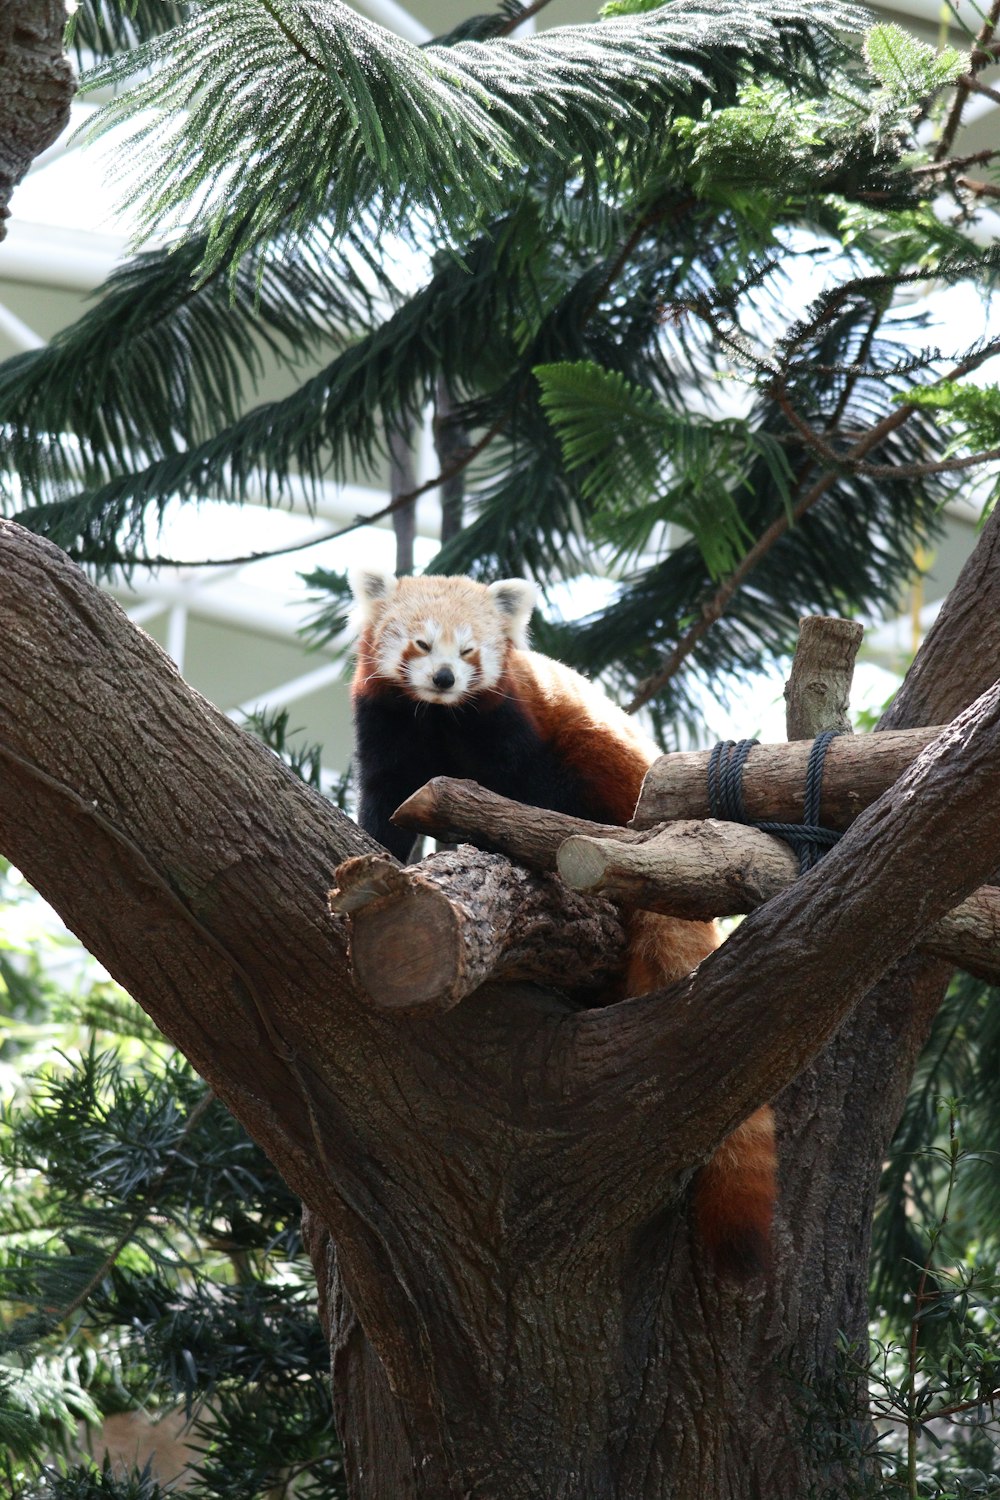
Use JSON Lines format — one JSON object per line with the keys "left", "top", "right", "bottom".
{"left": 0, "top": 867, "right": 346, "bottom": 1499}
{"left": 864, "top": 23, "right": 965, "bottom": 112}
{"left": 0, "top": 225, "right": 382, "bottom": 521}
{"left": 535, "top": 358, "right": 787, "bottom": 577}
{"left": 78, "top": 0, "right": 863, "bottom": 278}
{"left": 5, "top": 0, "right": 995, "bottom": 729}
{"left": 13, "top": 1457, "right": 172, "bottom": 1500}
{"left": 903, "top": 381, "right": 1000, "bottom": 452}
{"left": 67, "top": 1, "right": 190, "bottom": 62}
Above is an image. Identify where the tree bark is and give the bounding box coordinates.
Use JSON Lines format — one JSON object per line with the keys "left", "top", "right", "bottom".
{"left": 0, "top": 1, "right": 74, "bottom": 239}
{"left": 2, "top": 517, "right": 1000, "bottom": 1499}
{"left": 330, "top": 849, "right": 626, "bottom": 1013}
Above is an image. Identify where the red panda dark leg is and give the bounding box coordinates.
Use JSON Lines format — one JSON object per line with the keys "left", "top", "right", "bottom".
{"left": 621, "top": 910, "right": 777, "bottom": 1279}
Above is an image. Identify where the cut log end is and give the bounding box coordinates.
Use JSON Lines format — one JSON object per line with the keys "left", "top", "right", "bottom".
{"left": 350, "top": 882, "right": 463, "bottom": 1016}
{"left": 557, "top": 835, "right": 611, "bottom": 892}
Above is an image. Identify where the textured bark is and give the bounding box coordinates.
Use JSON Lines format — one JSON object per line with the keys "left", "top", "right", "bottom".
{"left": 783, "top": 614, "right": 863, "bottom": 739}
{"left": 0, "top": 0, "right": 74, "bottom": 238}
{"left": 330, "top": 849, "right": 626, "bottom": 1013}
{"left": 634, "top": 722, "right": 944, "bottom": 829}
{"left": 393, "top": 776, "right": 641, "bottom": 870}
{"left": 2, "top": 516, "right": 1000, "bottom": 1500}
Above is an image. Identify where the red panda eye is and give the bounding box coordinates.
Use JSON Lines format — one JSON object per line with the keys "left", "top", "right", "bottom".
{"left": 414, "top": 639, "right": 431, "bottom": 652}
{"left": 459, "top": 646, "right": 474, "bottom": 657}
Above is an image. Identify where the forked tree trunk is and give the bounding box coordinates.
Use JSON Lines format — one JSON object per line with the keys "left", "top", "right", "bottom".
{"left": 2, "top": 516, "right": 1000, "bottom": 1499}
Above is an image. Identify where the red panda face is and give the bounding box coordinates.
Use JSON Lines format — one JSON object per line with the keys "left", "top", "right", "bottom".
{"left": 349, "top": 569, "right": 535, "bottom": 705}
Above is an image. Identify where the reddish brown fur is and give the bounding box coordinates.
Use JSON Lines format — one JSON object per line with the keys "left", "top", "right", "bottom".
{"left": 501, "top": 655, "right": 653, "bottom": 825}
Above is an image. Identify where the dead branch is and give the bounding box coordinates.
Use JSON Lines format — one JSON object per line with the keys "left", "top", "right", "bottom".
{"left": 783, "top": 615, "right": 863, "bottom": 740}
{"left": 392, "top": 778, "right": 642, "bottom": 871}
{"left": 330, "top": 848, "right": 626, "bottom": 1016}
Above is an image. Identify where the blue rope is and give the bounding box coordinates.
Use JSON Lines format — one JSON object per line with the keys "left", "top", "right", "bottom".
{"left": 706, "top": 732, "right": 842, "bottom": 874}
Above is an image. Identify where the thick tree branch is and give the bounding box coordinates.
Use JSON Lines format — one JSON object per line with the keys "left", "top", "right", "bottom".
{"left": 557, "top": 822, "right": 1000, "bottom": 984}
{"left": 0, "top": 0, "right": 74, "bottom": 239}
{"left": 564, "top": 678, "right": 1000, "bottom": 1197}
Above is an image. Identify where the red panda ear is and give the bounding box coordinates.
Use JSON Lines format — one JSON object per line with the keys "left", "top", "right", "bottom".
{"left": 348, "top": 566, "right": 398, "bottom": 626}
{"left": 488, "top": 579, "right": 535, "bottom": 648}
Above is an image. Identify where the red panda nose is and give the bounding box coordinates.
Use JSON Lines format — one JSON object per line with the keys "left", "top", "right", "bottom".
{"left": 432, "top": 667, "right": 456, "bottom": 691}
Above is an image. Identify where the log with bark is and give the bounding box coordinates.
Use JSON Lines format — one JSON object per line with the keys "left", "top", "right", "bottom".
{"left": 391, "top": 774, "right": 1000, "bottom": 988}
{"left": 329, "top": 849, "right": 626, "bottom": 1015}
{"left": 633, "top": 721, "right": 945, "bottom": 829}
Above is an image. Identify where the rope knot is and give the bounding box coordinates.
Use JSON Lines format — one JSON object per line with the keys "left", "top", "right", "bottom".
{"left": 706, "top": 731, "right": 842, "bottom": 874}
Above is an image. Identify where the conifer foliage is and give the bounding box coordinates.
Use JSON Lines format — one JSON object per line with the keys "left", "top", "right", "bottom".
{"left": 3, "top": 0, "right": 998, "bottom": 722}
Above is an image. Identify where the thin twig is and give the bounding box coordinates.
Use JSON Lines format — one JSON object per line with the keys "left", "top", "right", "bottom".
{"left": 909, "top": 147, "right": 1000, "bottom": 177}
{"left": 957, "top": 175, "right": 1000, "bottom": 201}
{"left": 627, "top": 337, "right": 1000, "bottom": 712}
{"left": 496, "top": 0, "right": 559, "bottom": 35}
{"left": 934, "top": 0, "right": 1000, "bottom": 163}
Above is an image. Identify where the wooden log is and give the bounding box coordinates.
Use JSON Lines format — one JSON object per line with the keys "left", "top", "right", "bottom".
{"left": 557, "top": 820, "right": 799, "bottom": 918}
{"left": 329, "top": 848, "right": 626, "bottom": 1016}
{"left": 633, "top": 723, "right": 944, "bottom": 830}
{"left": 557, "top": 821, "right": 1000, "bottom": 986}
{"left": 392, "top": 777, "right": 644, "bottom": 872}
{"left": 783, "top": 615, "right": 863, "bottom": 741}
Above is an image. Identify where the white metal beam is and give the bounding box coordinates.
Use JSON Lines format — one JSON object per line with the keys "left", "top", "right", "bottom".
{"left": 0, "top": 300, "right": 44, "bottom": 351}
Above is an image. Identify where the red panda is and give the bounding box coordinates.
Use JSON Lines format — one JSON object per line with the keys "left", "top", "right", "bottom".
{"left": 349, "top": 567, "right": 776, "bottom": 1277}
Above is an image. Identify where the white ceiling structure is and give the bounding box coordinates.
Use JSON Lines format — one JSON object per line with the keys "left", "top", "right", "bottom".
{"left": 1, "top": 0, "right": 997, "bottom": 766}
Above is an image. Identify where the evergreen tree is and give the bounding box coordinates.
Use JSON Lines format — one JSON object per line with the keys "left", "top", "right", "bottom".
{"left": 2, "top": 1, "right": 1000, "bottom": 1497}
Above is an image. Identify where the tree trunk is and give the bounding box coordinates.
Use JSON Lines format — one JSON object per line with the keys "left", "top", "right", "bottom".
{"left": 0, "top": 0, "right": 74, "bottom": 238}
{"left": 2, "top": 516, "right": 1000, "bottom": 1498}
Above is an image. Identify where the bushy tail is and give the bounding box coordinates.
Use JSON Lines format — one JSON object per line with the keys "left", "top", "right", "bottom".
{"left": 621, "top": 911, "right": 777, "bottom": 1280}
{"left": 693, "top": 1105, "right": 777, "bottom": 1279}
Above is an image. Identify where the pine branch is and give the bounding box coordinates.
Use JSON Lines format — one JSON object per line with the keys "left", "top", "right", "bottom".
{"left": 69, "top": 0, "right": 190, "bottom": 62}
{"left": 78, "top": 0, "right": 865, "bottom": 277}
{"left": 934, "top": 0, "right": 1000, "bottom": 163}
{"left": 624, "top": 321, "right": 1000, "bottom": 712}
{"left": 0, "top": 226, "right": 383, "bottom": 504}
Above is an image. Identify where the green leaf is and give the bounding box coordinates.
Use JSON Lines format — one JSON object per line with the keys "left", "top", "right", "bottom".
{"left": 78, "top": 0, "right": 867, "bottom": 278}
{"left": 864, "top": 22, "right": 965, "bottom": 109}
